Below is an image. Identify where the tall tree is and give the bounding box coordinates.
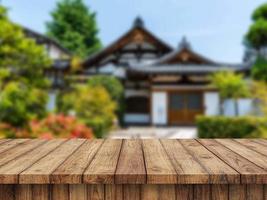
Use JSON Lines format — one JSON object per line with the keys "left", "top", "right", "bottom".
{"left": 46, "top": 0, "right": 102, "bottom": 58}
{"left": 0, "top": 5, "right": 51, "bottom": 127}
{"left": 0, "top": 6, "right": 51, "bottom": 88}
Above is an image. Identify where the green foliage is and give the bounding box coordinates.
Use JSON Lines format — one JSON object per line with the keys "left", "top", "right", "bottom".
{"left": 0, "top": 6, "right": 51, "bottom": 88}
{"left": 46, "top": 0, "right": 102, "bottom": 58}
{"left": 0, "top": 82, "right": 48, "bottom": 127}
{"left": 210, "top": 71, "right": 250, "bottom": 100}
{"left": 87, "top": 75, "right": 124, "bottom": 104}
{"left": 245, "top": 19, "right": 267, "bottom": 50}
{"left": 252, "top": 3, "right": 267, "bottom": 21}
{"left": 251, "top": 81, "right": 267, "bottom": 116}
{"left": 197, "top": 116, "right": 267, "bottom": 138}
{"left": 251, "top": 56, "right": 267, "bottom": 82}
{"left": 57, "top": 85, "right": 116, "bottom": 138}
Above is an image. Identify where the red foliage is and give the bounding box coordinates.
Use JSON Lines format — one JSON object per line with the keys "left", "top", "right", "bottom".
{"left": 29, "top": 114, "right": 94, "bottom": 139}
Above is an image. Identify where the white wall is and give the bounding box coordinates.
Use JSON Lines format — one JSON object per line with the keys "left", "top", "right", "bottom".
{"left": 224, "top": 99, "right": 254, "bottom": 116}
{"left": 124, "top": 114, "right": 150, "bottom": 124}
{"left": 152, "top": 92, "right": 167, "bottom": 125}
{"left": 204, "top": 92, "right": 220, "bottom": 116}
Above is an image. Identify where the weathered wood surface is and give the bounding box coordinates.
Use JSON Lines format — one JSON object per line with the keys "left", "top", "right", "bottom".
{"left": 0, "top": 184, "right": 266, "bottom": 200}
{"left": 0, "top": 139, "right": 265, "bottom": 184}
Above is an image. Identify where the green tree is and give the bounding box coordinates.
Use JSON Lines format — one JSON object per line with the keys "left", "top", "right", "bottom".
{"left": 0, "top": 82, "right": 48, "bottom": 127}
{"left": 251, "top": 56, "right": 267, "bottom": 82}
{"left": 0, "top": 6, "right": 51, "bottom": 88}
{"left": 46, "top": 0, "right": 102, "bottom": 58}
{"left": 210, "top": 71, "right": 250, "bottom": 116}
{"left": 0, "top": 5, "right": 51, "bottom": 128}
{"left": 87, "top": 75, "right": 125, "bottom": 124}
{"left": 57, "top": 85, "right": 116, "bottom": 138}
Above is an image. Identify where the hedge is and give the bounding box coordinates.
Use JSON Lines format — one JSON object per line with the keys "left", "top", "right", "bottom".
{"left": 196, "top": 116, "right": 267, "bottom": 138}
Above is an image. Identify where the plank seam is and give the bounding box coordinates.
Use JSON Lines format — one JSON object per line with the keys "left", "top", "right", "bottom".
{"left": 195, "top": 139, "right": 241, "bottom": 183}
{"left": 114, "top": 139, "right": 124, "bottom": 184}
{"left": 0, "top": 140, "right": 48, "bottom": 171}
{"left": 48, "top": 139, "right": 87, "bottom": 183}
{"left": 17, "top": 141, "right": 66, "bottom": 183}
{"left": 81, "top": 139, "right": 105, "bottom": 184}
{"left": 140, "top": 139, "right": 148, "bottom": 184}
{"left": 17, "top": 139, "right": 68, "bottom": 184}
{"left": 159, "top": 139, "right": 179, "bottom": 183}
{"left": 216, "top": 139, "right": 267, "bottom": 172}
{"left": 234, "top": 139, "right": 267, "bottom": 158}
{"left": 0, "top": 139, "right": 30, "bottom": 158}
{"left": 197, "top": 139, "right": 243, "bottom": 183}
{"left": 178, "top": 139, "right": 212, "bottom": 183}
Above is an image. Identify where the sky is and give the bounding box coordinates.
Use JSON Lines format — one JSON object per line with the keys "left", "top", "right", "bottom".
{"left": 2, "top": 0, "right": 267, "bottom": 63}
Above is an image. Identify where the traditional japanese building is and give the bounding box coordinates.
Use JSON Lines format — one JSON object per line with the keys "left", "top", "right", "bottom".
{"left": 83, "top": 17, "right": 251, "bottom": 126}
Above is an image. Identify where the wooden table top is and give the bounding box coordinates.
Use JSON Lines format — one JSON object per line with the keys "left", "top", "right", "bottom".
{"left": 0, "top": 139, "right": 266, "bottom": 185}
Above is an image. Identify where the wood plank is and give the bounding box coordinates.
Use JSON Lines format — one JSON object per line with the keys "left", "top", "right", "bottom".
{"left": 198, "top": 139, "right": 267, "bottom": 184}
{"left": 124, "top": 185, "right": 140, "bottom": 200}
{"left": 229, "top": 185, "right": 246, "bottom": 200}
{"left": 52, "top": 185, "right": 69, "bottom": 200}
{"left": 51, "top": 139, "right": 103, "bottom": 184}
{"left": 211, "top": 185, "right": 228, "bottom": 200}
{"left": 88, "top": 185, "right": 104, "bottom": 200}
{"left": 15, "top": 185, "right": 32, "bottom": 200}
{"left": 161, "top": 139, "right": 209, "bottom": 184}
{"left": 69, "top": 185, "right": 87, "bottom": 200}
{"left": 193, "top": 185, "right": 210, "bottom": 200}
{"left": 253, "top": 139, "right": 267, "bottom": 146}
{"left": 141, "top": 185, "right": 175, "bottom": 200}
{"left": 83, "top": 139, "right": 122, "bottom": 184}
{"left": 264, "top": 185, "right": 267, "bottom": 200}
{"left": 19, "top": 139, "right": 85, "bottom": 184}
{"left": 105, "top": 185, "right": 123, "bottom": 200}
{"left": 217, "top": 139, "right": 267, "bottom": 171}
{"left": 176, "top": 185, "right": 193, "bottom": 200}
{"left": 235, "top": 139, "right": 267, "bottom": 156}
{"left": 0, "top": 139, "right": 65, "bottom": 184}
{"left": 142, "top": 139, "right": 177, "bottom": 184}
{"left": 246, "top": 185, "right": 264, "bottom": 200}
{"left": 115, "top": 139, "right": 146, "bottom": 184}
{"left": 0, "top": 139, "right": 45, "bottom": 168}
{"left": 0, "top": 185, "right": 14, "bottom": 200}
{"left": 180, "top": 139, "right": 240, "bottom": 184}
{"left": 32, "top": 185, "right": 49, "bottom": 200}
{"left": 0, "top": 139, "right": 29, "bottom": 155}
{"left": 0, "top": 139, "right": 10, "bottom": 145}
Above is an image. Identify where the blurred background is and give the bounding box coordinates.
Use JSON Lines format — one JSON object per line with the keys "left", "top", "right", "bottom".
{"left": 0, "top": 0, "right": 267, "bottom": 139}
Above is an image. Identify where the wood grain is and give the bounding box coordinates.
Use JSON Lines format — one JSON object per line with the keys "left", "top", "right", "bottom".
{"left": 52, "top": 185, "right": 69, "bottom": 200}
{"left": 105, "top": 185, "right": 123, "bottom": 200}
{"left": 193, "top": 185, "right": 210, "bottom": 200}
{"left": 115, "top": 139, "right": 146, "bottom": 184}
{"left": 0, "top": 139, "right": 65, "bottom": 184}
{"left": 198, "top": 139, "right": 267, "bottom": 184}
{"left": 0, "top": 184, "right": 14, "bottom": 200}
{"left": 246, "top": 185, "right": 264, "bottom": 200}
{"left": 0, "top": 140, "right": 46, "bottom": 168}
{"left": 19, "top": 139, "right": 85, "bottom": 184}
{"left": 69, "top": 184, "right": 87, "bottom": 200}
{"left": 161, "top": 139, "right": 209, "bottom": 184}
{"left": 32, "top": 185, "right": 49, "bottom": 200}
{"left": 180, "top": 139, "right": 240, "bottom": 184}
{"left": 142, "top": 139, "right": 177, "bottom": 184}
{"left": 211, "top": 185, "right": 228, "bottom": 200}
{"left": 235, "top": 139, "right": 267, "bottom": 156}
{"left": 88, "top": 185, "right": 104, "bottom": 200}
{"left": 217, "top": 139, "right": 267, "bottom": 171}
{"left": 83, "top": 139, "right": 122, "bottom": 184}
{"left": 176, "top": 185, "right": 193, "bottom": 200}
{"left": 15, "top": 185, "right": 32, "bottom": 200}
{"left": 229, "top": 185, "right": 246, "bottom": 200}
{"left": 0, "top": 139, "right": 28, "bottom": 154}
{"left": 51, "top": 139, "right": 103, "bottom": 184}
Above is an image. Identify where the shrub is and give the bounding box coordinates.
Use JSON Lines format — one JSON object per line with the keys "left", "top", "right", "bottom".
{"left": 197, "top": 116, "right": 267, "bottom": 138}
{"left": 56, "top": 85, "right": 116, "bottom": 138}
{"left": 30, "top": 114, "right": 94, "bottom": 139}
{"left": 0, "top": 114, "right": 94, "bottom": 139}
{"left": 87, "top": 75, "right": 125, "bottom": 124}
{"left": 0, "top": 82, "right": 48, "bottom": 127}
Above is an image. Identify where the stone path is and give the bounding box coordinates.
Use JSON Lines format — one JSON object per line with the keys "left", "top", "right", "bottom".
{"left": 108, "top": 127, "right": 197, "bottom": 139}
